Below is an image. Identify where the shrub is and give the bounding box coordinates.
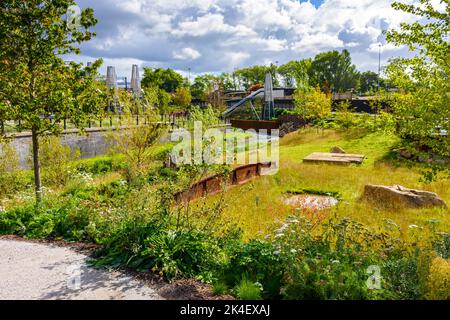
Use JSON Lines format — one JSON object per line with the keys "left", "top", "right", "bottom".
{"left": 383, "top": 256, "right": 421, "bottom": 300}
{"left": 0, "top": 140, "right": 19, "bottom": 173}
{"left": 212, "top": 282, "right": 229, "bottom": 296}
{"left": 293, "top": 86, "right": 332, "bottom": 123}
{"left": 427, "top": 257, "right": 450, "bottom": 300}
{"left": 234, "top": 279, "right": 263, "bottom": 300}
{"left": 0, "top": 204, "right": 36, "bottom": 236}
{"left": 0, "top": 201, "right": 91, "bottom": 241}
{"left": 32, "top": 136, "right": 80, "bottom": 187}
{"left": 173, "top": 87, "right": 192, "bottom": 108}
{"left": 0, "top": 140, "right": 29, "bottom": 196}
{"left": 106, "top": 112, "right": 164, "bottom": 185}
{"left": 222, "top": 240, "right": 284, "bottom": 299}
{"left": 76, "top": 157, "right": 114, "bottom": 175}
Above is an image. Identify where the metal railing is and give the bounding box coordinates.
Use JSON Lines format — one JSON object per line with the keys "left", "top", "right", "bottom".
{"left": 1, "top": 113, "right": 228, "bottom": 135}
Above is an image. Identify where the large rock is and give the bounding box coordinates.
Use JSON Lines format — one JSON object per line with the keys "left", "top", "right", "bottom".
{"left": 363, "top": 184, "right": 448, "bottom": 209}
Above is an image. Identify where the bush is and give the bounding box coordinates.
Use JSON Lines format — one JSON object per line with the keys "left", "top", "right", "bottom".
{"left": 212, "top": 282, "right": 229, "bottom": 296}
{"left": 32, "top": 136, "right": 80, "bottom": 187}
{"left": 0, "top": 141, "right": 30, "bottom": 196}
{"left": 383, "top": 256, "right": 421, "bottom": 300}
{"left": 427, "top": 257, "right": 450, "bottom": 300}
{"left": 0, "top": 201, "right": 91, "bottom": 241}
{"left": 234, "top": 279, "right": 263, "bottom": 300}
{"left": 293, "top": 86, "right": 332, "bottom": 123}
{"left": 106, "top": 112, "right": 164, "bottom": 185}
{"left": 76, "top": 157, "right": 113, "bottom": 175}
{"left": 222, "top": 239, "right": 284, "bottom": 299}
{"left": 0, "top": 204, "right": 35, "bottom": 235}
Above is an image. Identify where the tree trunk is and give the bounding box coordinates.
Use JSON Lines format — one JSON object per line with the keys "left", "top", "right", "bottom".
{"left": 31, "top": 128, "right": 42, "bottom": 203}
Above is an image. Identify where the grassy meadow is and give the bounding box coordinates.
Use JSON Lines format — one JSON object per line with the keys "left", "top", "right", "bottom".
{"left": 210, "top": 128, "right": 449, "bottom": 240}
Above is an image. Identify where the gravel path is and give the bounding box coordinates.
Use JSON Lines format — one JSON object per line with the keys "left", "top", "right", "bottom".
{"left": 0, "top": 240, "right": 163, "bottom": 300}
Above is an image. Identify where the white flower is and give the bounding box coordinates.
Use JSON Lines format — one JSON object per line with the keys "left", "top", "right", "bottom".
{"left": 275, "top": 224, "right": 289, "bottom": 234}
{"left": 290, "top": 249, "right": 297, "bottom": 254}
{"left": 274, "top": 250, "right": 281, "bottom": 255}
{"left": 331, "top": 260, "right": 340, "bottom": 264}
{"left": 409, "top": 225, "right": 419, "bottom": 229}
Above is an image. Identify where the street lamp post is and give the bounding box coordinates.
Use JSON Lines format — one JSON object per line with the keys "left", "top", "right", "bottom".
{"left": 378, "top": 44, "right": 382, "bottom": 93}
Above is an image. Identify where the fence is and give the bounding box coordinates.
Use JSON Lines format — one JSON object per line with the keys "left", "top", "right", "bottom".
{"left": 0, "top": 112, "right": 203, "bottom": 135}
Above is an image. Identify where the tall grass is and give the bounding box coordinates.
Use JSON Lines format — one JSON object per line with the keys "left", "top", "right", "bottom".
{"left": 210, "top": 129, "right": 449, "bottom": 239}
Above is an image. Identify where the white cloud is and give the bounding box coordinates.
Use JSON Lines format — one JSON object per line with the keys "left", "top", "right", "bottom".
{"left": 173, "top": 48, "right": 202, "bottom": 60}
{"left": 172, "top": 13, "right": 255, "bottom": 37}
{"left": 292, "top": 33, "right": 344, "bottom": 53}
{"left": 74, "top": 0, "right": 422, "bottom": 75}
{"left": 367, "top": 42, "right": 405, "bottom": 53}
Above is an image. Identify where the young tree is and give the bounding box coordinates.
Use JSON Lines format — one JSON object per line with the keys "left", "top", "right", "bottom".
{"left": 293, "top": 86, "right": 332, "bottom": 123}
{"left": 385, "top": 0, "right": 449, "bottom": 178}
{"left": 173, "top": 87, "right": 192, "bottom": 109}
{"left": 0, "top": 1, "right": 103, "bottom": 202}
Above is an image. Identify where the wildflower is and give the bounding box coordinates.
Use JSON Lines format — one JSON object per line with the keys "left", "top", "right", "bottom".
{"left": 275, "top": 224, "right": 288, "bottom": 234}
{"left": 274, "top": 250, "right": 281, "bottom": 255}
{"left": 290, "top": 249, "right": 297, "bottom": 254}
{"left": 409, "top": 225, "right": 419, "bottom": 229}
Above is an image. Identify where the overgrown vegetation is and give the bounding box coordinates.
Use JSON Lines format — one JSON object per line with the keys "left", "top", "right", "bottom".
{"left": 1, "top": 126, "right": 448, "bottom": 300}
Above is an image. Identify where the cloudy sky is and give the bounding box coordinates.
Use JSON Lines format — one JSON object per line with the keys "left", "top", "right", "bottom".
{"left": 70, "top": 0, "right": 428, "bottom": 79}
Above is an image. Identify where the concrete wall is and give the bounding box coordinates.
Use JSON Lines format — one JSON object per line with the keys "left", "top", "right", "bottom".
{"left": 3, "top": 124, "right": 231, "bottom": 169}
{"left": 6, "top": 129, "right": 112, "bottom": 169}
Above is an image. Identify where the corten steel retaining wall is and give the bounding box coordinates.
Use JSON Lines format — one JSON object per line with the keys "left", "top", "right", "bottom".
{"left": 230, "top": 119, "right": 281, "bottom": 132}
{"left": 175, "top": 162, "right": 273, "bottom": 202}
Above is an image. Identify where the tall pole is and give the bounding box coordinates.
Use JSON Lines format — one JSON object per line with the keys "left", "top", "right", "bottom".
{"left": 378, "top": 44, "right": 381, "bottom": 93}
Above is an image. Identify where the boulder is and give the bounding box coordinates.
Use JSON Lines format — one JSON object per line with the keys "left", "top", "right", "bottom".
{"left": 394, "top": 148, "right": 414, "bottom": 160}
{"left": 330, "top": 146, "right": 346, "bottom": 154}
{"left": 363, "top": 184, "right": 448, "bottom": 209}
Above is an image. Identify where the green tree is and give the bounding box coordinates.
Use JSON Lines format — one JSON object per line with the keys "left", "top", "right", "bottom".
{"left": 385, "top": 0, "right": 449, "bottom": 178}
{"left": 234, "top": 64, "right": 279, "bottom": 90}
{"left": 141, "top": 68, "right": 184, "bottom": 93}
{"left": 190, "top": 74, "right": 214, "bottom": 100}
{"left": 0, "top": 1, "right": 103, "bottom": 202}
{"left": 309, "top": 50, "right": 360, "bottom": 92}
{"left": 359, "top": 71, "right": 384, "bottom": 95}
{"left": 173, "top": 87, "right": 192, "bottom": 108}
{"left": 278, "top": 59, "right": 312, "bottom": 89}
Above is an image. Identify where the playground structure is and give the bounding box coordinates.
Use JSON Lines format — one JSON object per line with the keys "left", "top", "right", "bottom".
{"left": 222, "top": 73, "right": 289, "bottom": 121}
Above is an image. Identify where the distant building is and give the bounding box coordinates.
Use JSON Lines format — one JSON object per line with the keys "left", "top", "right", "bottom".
{"left": 106, "top": 66, "right": 117, "bottom": 89}
{"left": 104, "top": 65, "right": 141, "bottom": 92}
{"left": 130, "top": 64, "right": 141, "bottom": 94}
